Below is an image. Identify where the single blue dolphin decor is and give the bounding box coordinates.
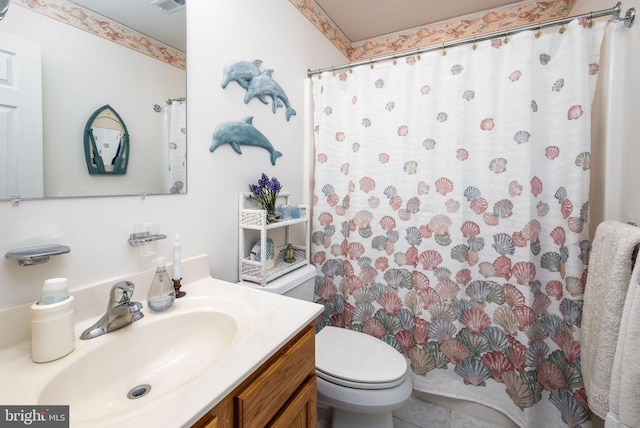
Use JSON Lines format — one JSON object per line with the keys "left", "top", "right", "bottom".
{"left": 221, "top": 59, "right": 262, "bottom": 90}
{"left": 245, "top": 70, "right": 296, "bottom": 121}
{"left": 210, "top": 117, "right": 283, "bottom": 165}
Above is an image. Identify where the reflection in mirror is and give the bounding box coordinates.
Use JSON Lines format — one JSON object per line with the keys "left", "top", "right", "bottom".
{"left": 0, "top": 0, "right": 186, "bottom": 200}
{"left": 84, "top": 105, "right": 130, "bottom": 175}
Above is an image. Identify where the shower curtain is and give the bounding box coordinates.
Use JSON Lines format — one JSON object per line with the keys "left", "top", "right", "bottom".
{"left": 166, "top": 100, "right": 187, "bottom": 193}
{"left": 311, "top": 19, "right": 606, "bottom": 427}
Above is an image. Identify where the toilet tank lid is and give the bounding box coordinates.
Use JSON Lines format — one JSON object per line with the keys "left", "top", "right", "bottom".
{"left": 316, "top": 326, "right": 408, "bottom": 384}
{"left": 238, "top": 264, "right": 316, "bottom": 295}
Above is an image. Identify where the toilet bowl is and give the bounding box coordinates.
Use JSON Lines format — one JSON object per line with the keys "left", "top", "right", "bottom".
{"left": 315, "top": 326, "right": 412, "bottom": 428}
{"left": 240, "top": 265, "right": 412, "bottom": 428}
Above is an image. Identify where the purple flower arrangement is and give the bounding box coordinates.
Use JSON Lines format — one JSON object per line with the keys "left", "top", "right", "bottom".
{"left": 249, "top": 173, "right": 281, "bottom": 212}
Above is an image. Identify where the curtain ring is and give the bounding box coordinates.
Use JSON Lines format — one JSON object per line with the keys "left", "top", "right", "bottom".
{"left": 588, "top": 12, "right": 594, "bottom": 28}
{"left": 559, "top": 20, "right": 566, "bottom": 34}
{"left": 504, "top": 32, "right": 509, "bottom": 44}
{"left": 441, "top": 43, "right": 447, "bottom": 56}
{"left": 472, "top": 37, "right": 477, "bottom": 50}
{"left": 535, "top": 25, "right": 542, "bottom": 38}
{"left": 331, "top": 66, "right": 336, "bottom": 77}
{"left": 369, "top": 58, "right": 374, "bottom": 69}
{"left": 416, "top": 48, "right": 421, "bottom": 61}
{"left": 392, "top": 54, "right": 397, "bottom": 65}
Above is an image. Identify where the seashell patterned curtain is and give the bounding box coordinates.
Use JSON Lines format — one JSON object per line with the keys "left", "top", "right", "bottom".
{"left": 311, "top": 19, "right": 606, "bottom": 427}
{"left": 167, "top": 101, "right": 187, "bottom": 194}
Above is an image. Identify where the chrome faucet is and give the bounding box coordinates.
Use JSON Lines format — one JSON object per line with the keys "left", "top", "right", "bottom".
{"left": 80, "top": 281, "right": 144, "bottom": 340}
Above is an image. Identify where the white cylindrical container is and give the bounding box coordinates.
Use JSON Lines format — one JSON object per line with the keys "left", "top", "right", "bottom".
{"left": 30, "top": 295, "right": 76, "bottom": 363}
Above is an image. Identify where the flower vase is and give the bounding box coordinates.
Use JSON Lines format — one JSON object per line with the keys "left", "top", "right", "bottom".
{"left": 266, "top": 210, "right": 281, "bottom": 224}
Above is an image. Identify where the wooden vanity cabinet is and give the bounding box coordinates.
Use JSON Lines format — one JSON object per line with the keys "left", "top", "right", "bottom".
{"left": 193, "top": 323, "right": 317, "bottom": 428}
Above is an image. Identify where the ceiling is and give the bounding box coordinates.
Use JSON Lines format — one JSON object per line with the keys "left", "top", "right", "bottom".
{"left": 315, "top": 0, "right": 529, "bottom": 42}
{"left": 69, "top": 0, "right": 186, "bottom": 51}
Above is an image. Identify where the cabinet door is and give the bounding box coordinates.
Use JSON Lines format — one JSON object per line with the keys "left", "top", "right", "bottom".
{"left": 235, "top": 325, "right": 315, "bottom": 427}
{"left": 192, "top": 324, "right": 316, "bottom": 428}
{"left": 268, "top": 376, "right": 317, "bottom": 428}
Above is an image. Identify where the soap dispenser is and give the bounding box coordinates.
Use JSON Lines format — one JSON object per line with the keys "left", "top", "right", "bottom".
{"left": 147, "top": 257, "right": 175, "bottom": 312}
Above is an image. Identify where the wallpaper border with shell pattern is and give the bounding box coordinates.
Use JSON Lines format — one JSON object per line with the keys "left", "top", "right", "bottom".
{"left": 13, "top": 0, "right": 185, "bottom": 70}
{"left": 290, "top": 0, "right": 577, "bottom": 62}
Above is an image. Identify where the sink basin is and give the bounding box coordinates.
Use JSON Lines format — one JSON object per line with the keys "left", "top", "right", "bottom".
{"left": 37, "top": 299, "right": 252, "bottom": 426}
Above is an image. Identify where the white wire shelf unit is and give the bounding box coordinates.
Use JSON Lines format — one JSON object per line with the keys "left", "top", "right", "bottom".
{"left": 238, "top": 192, "right": 309, "bottom": 286}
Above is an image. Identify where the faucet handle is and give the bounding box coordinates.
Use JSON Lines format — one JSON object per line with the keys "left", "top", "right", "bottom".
{"left": 110, "top": 281, "right": 135, "bottom": 305}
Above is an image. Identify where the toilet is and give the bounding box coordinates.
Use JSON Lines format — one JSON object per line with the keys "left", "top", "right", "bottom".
{"left": 240, "top": 265, "right": 412, "bottom": 428}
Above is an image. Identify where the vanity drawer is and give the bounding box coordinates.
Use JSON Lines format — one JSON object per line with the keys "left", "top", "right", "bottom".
{"left": 235, "top": 324, "right": 315, "bottom": 428}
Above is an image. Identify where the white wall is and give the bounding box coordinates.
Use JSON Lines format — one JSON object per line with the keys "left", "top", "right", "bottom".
{"left": 0, "top": 0, "right": 346, "bottom": 308}
{"left": 618, "top": 0, "right": 640, "bottom": 223}
{"left": 574, "top": 0, "right": 640, "bottom": 230}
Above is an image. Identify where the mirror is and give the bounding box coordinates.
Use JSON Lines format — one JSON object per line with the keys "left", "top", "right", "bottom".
{"left": 0, "top": 0, "right": 186, "bottom": 200}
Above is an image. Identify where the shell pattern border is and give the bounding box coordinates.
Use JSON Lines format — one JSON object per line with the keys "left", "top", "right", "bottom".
{"left": 13, "top": 0, "right": 185, "bottom": 70}
{"left": 290, "top": 0, "right": 578, "bottom": 62}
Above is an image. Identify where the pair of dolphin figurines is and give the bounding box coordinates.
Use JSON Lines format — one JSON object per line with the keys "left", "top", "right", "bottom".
{"left": 221, "top": 59, "right": 296, "bottom": 121}
{"left": 211, "top": 60, "right": 294, "bottom": 165}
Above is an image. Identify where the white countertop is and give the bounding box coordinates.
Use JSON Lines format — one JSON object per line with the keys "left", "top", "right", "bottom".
{"left": 0, "top": 255, "right": 323, "bottom": 427}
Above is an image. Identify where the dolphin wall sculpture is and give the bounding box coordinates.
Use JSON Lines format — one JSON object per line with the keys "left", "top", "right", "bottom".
{"left": 220, "top": 59, "right": 294, "bottom": 121}
{"left": 210, "top": 117, "right": 282, "bottom": 165}
{"left": 244, "top": 69, "right": 296, "bottom": 121}
{"left": 221, "top": 59, "right": 275, "bottom": 106}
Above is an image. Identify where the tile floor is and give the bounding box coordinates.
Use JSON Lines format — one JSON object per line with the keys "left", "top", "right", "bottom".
{"left": 392, "top": 396, "right": 503, "bottom": 428}
{"left": 318, "top": 395, "right": 607, "bottom": 427}
{"left": 318, "top": 396, "right": 508, "bottom": 428}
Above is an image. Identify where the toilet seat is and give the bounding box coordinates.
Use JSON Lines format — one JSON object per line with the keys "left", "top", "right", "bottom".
{"left": 316, "top": 367, "right": 409, "bottom": 390}
{"left": 315, "top": 326, "right": 409, "bottom": 390}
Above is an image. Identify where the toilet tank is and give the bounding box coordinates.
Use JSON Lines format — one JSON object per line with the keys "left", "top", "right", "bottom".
{"left": 238, "top": 264, "right": 317, "bottom": 302}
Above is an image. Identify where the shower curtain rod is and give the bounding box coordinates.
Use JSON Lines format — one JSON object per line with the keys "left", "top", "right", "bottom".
{"left": 166, "top": 97, "right": 186, "bottom": 105}
{"left": 152, "top": 97, "right": 186, "bottom": 112}
{"left": 307, "top": 2, "right": 635, "bottom": 77}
